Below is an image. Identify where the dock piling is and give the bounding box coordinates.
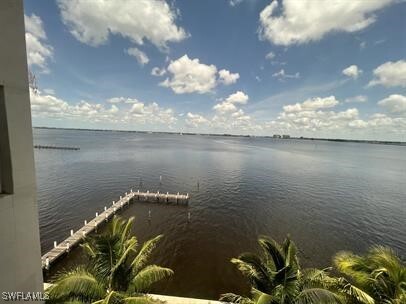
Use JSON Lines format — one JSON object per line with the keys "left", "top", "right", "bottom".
{"left": 70, "top": 229, "right": 73, "bottom": 236}
{"left": 54, "top": 241, "right": 57, "bottom": 248}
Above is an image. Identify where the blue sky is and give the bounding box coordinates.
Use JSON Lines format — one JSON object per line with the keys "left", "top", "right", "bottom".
{"left": 24, "top": 0, "right": 406, "bottom": 140}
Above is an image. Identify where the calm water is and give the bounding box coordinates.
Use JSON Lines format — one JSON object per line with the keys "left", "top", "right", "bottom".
{"left": 34, "top": 128, "right": 406, "bottom": 299}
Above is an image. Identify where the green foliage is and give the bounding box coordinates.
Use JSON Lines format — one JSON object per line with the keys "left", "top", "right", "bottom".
{"left": 223, "top": 236, "right": 405, "bottom": 304}
{"left": 222, "top": 236, "right": 347, "bottom": 304}
{"left": 46, "top": 216, "right": 173, "bottom": 303}
{"left": 334, "top": 246, "right": 406, "bottom": 303}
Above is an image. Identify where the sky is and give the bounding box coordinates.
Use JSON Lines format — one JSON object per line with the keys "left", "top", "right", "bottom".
{"left": 24, "top": 0, "right": 406, "bottom": 140}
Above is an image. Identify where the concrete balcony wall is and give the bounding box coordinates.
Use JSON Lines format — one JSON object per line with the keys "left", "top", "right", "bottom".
{"left": 0, "top": 0, "right": 43, "bottom": 295}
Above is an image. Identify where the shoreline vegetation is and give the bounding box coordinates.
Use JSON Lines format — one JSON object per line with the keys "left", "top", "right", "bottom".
{"left": 46, "top": 216, "right": 406, "bottom": 304}
{"left": 33, "top": 126, "right": 406, "bottom": 147}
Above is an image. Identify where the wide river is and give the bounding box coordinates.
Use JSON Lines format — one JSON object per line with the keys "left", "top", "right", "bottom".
{"left": 34, "top": 128, "right": 406, "bottom": 299}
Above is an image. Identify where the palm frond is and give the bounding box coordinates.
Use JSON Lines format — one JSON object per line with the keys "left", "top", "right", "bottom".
{"left": 120, "top": 217, "right": 136, "bottom": 247}
{"left": 112, "top": 237, "right": 138, "bottom": 274}
{"left": 101, "top": 291, "right": 125, "bottom": 304}
{"left": 81, "top": 242, "right": 97, "bottom": 258}
{"left": 334, "top": 251, "right": 372, "bottom": 288}
{"left": 130, "top": 235, "right": 163, "bottom": 274}
{"left": 296, "top": 288, "right": 344, "bottom": 304}
{"left": 47, "top": 268, "right": 105, "bottom": 302}
{"left": 258, "top": 236, "right": 286, "bottom": 271}
{"left": 129, "top": 265, "right": 173, "bottom": 293}
{"left": 236, "top": 253, "right": 273, "bottom": 292}
{"left": 342, "top": 284, "right": 375, "bottom": 304}
{"left": 219, "top": 293, "right": 254, "bottom": 304}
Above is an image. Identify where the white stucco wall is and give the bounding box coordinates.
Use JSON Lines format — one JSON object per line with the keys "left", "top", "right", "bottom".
{"left": 0, "top": 0, "right": 43, "bottom": 297}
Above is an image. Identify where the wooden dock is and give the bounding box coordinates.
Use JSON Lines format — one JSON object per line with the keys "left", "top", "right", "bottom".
{"left": 34, "top": 145, "right": 80, "bottom": 150}
{"left": 42, "top": 189, "right": 189, "bottom": 269}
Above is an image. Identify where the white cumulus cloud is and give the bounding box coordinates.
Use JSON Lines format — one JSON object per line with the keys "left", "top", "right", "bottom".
{"left": 378, "top": 94, "right": 406, "bottom": 113}
{"left": 218, "top": 69, "right": 240, "bottom": 85}
{"left": 57, "top": 0, "right": 188, "bottom": 49}
{"left": 160, "top": 55, "right": 239, "bottom": 94}
{"left": 342, "top": 65, "right": 362, "bottom": 79}
{"left": 368, "top": 60, "right": 406, "bottom": 88}
{"left": 213, "top": 91, "right": 249, "bottom": 113}
{"left": 151, "top": 67, "right": 166, "bottom": 77}
{"left": 185, "top": 112, "right": 209, "bottom": 127}
{"left": 283, "top": 96, "right": 339, "bottom": 112}
{"left": 259, "top": 0, "right": 394, "bottom": 46}
{"left": 30, "top": 89, "right": 176, "bottom": 125}
{"left": 125, "top": 47, "right": 149, "bottom": 65}
{"left": 160, "top": 55, "right": 218, "bottom": 94}
{"left": 25, "top": 14, "right": 53, "bottom": 73}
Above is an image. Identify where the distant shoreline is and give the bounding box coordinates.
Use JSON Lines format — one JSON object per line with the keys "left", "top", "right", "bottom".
{"left": 33, "top": 126, "right": 406, "bottom": 146}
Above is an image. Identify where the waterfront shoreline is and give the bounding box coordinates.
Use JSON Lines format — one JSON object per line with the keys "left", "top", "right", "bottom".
{"left": 33, "top": 126, "right": 406, "bottom": 146}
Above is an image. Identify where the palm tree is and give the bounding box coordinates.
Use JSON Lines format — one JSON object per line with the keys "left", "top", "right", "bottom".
{"left": 334, "top": 246, "right": 406, "bottom": 304}
{"left": 46, "top": 216, "right": 173, "bottom": 303}
{"left": 220, "top": 236, "right": 344, "bottom": 304}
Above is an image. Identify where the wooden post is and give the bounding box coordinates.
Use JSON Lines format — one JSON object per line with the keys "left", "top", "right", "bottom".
{"left": 104, "top": 206, "right": 107, "bottom": 211}
{"left": 96, "top": 212, "right": 98, "bottom": 217}
{"left": 84, "top": 220, "right": 87, "bottom": 225}
{"left": 66, "top": 242, "right": 70, "bottom": 251}
{"left": 45, "top": 257, "right": 50, "bottom": 270}
{"left": 70, "top": 229, "right": 74, "bottom": 236}
{"left": 54, "top": 241, "right": 57, "bottom": 248}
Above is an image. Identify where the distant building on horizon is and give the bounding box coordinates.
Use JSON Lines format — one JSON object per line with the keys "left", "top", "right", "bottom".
{"left": 282, "top": 134, "right": 291, "bottom": 139}
{"left": 273, "top": 134, "right": 282, "bottom": 138}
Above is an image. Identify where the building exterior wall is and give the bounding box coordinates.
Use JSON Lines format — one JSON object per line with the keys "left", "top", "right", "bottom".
{"left": 0, "top": 0, "right": 43, "bottom": 296}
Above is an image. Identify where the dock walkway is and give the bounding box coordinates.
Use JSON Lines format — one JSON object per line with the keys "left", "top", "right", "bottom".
{"left": 34, "top": 145, "right": 80, "bottom": 150}
{"left": 42, "top": 189, "right": 189, "bottom": 269}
